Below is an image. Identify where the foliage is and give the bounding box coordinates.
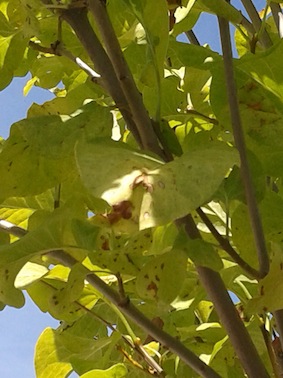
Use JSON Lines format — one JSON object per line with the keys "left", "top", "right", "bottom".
{"left": 0, "top": 0, "right": 283, "bottom": 377}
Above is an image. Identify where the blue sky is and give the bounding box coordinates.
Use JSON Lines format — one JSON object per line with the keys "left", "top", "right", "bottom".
{"left": 0, "top": 1, "right": 267, "bottom": 377}
{"left": 0, "top": 79, "right": 58, "bottom": 377}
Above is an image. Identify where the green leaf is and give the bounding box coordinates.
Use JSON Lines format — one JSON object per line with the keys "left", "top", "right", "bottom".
{"left": 89, "top": 228, "right": 150, "bottom": 276}
{"left": 80, "top": 364, "right": 128, "bottom": 378}
{"left": 37, "top": 362, "right": 73, "bottom": 378}
{"left": 180, "top": 238, "right": 223, "bottom": 271}
{"left": 171, "top": 2, "right": 200, "bottom": 37}
{"left": 177, "top": 322, "right": 226, "bottom": 344}
{"left": 136, "top": 250, "right": 187, "bottom": 304}
{"left": 237, "top": 41, "right": 283, "bottom": 104}
{"left": 0, "top": 199, "right": 86, "bottom": 267}
{"left": 107, "top": 1, "right": 137, "bottom": 46}
{"left": 15, "top": 262, "right": 48, "bottom": 289}
{"left": 0, "top": 101, "right": 112, "bottom": 198}
{"left": 35, "top": 328, "right": 116, "bottom": 378}
{"left": 75, "top": 137, "right": 163, "bottom": 207}
{"left": 0, "top": 115, "right": 74, "bottom": 197}
{"left": 122, "top": 0, "right": 168, "bottom": 118}
{"left": 0, "top": 32, "right": 29, "bottom": 89}
{"left": 28, "top": 82, "right": 104, "bottom": 117}
{"left": 232, "top": 192, "right": 283, "bottom": 270}
{"left": 72, "top": 219, "right": 100, "bottom": 252}
{"left": 49, "top": 263, "right": 88, "bottom": 318}
{"left": 1, "top": 190, "right": 55, "bottom": 212}
{"left": 0, "top": 11, "right": 15, "bottom": 37}
{"left": 195, "top": 0, "right": 242, "bottom": 23}
{"left": 35, "top": 327, "right": 115, "bottom": 378}
{"left": 210, "top": 336, "right": 244, "bottom": 377}
{"left": 168, "top": 41, "right": 221, "bottom": 71}
{"left": 143, "top": 76, "right": 187, "bottom": 118}
{"left": 149, "top": 223, "right": 178, "bottom": 256}
{"left": 76, "top": 139, "right": 238, "bottom": 229}
{"left": 124, "top": 0, "right": 169, "bottom": 79}
{"left": 196, "top": 300, "right": 214, "bottom": 323}
{"left": 0, "top": 261, "right": 25, "bottom": 307}
{"left": 28, "top": 263, "right": 99, "bottom": 321}
{"left": 247, "top": 243, "right": 283, "bottom": 313}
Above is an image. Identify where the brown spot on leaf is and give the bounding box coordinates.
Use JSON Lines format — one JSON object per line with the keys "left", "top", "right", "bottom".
{"left": 147, "top": 281, "right": 158, "bottom": 295}
{"left": 102, "top": 239, "right": 110, "bottom": 250}
{"left": 260, "top": 285, "right": 264, "bottom": 296}
{"left": 107, "top": 200, "right": 133, "bottom": 223}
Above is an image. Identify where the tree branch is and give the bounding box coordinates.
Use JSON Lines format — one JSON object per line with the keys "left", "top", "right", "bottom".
{"left": 87, "top": 0, "right": 167, "bottom": 159}
{"left": 240, "top": 0, "right": 273, "bottom": 49}
{"left": 270, "top": 2, "right": 282, "bottom": 34}
{"left": 175, "top": 214, "right": 269, "bottom": 377}
{"left": 29, "top": 40, "right": 102, "bottom": 85}
{"left": 58, "top": 8, "right": 143, "bottom": 148}
{"left": 0, "top": 219, "right": 27, "bottom": 238}
{"left": 185, "top": 30, "right": 200, "bottom": 45}
{"left": 239, "top": 12, "right": 256, "bottom": 35}
{"left": 218, "top": 14, "right": 269, "bottom": 279}
{"left": 196, "top": 207, "right": 264, "bottom": 280}
{"left": 196, "top": 265, "right": 269, "bottom": 377}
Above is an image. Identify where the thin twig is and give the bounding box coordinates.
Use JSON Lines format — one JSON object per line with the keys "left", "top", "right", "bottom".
{"left": 270, "top": 2, "right": 282, "bottom": 33}
{"left": 185, "top": 109, "right": 219, "bottom": 125}
{"left": 29, "top": 40, "right": 102, "bottom": 85}
{"left": 239, "top": 12, "right": 256, "bottom": 35}
{"left": 240, "top": 0, "right": 273, "bottom": 48}
{"left": 0, "top": 219, "right": 27, "bottom": 238}
{"left": 218, "top": 14, "right": 269, "bottom": 279}
{"left": 260, "top": 323, "right": 283, "bottom": 378}
{"left": 185, "top": 30, "right": 200, "bottom": 45}
{"left": 196, "top": 207, "right": 264, "bottom": 280}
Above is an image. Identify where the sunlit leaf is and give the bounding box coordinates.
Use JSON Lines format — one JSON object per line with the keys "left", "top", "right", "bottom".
{"left": 80, "top": 363, "right": 127, "bottom": 378}
{"left": 76, "top": 138, "right": 238, "bottom": 229}
{"left": 247, "top": 243, "right": 283, "bottom": 313}
{"left": 35, "top": 327, "right": 114, "bottom": 378}
{"left": 15, "top": 262, "right": 48, "bottom": 289}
